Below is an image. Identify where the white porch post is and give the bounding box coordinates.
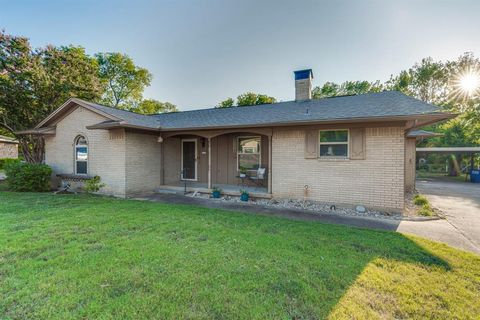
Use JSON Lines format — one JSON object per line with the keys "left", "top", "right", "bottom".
{"left": 207, "top": 137, "right": 212, "bottom": 189}
{"left": 268, "top": 135, "right": 272, "bottom": 194}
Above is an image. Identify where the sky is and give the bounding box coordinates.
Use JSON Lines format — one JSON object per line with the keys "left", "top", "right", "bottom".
{"left": 1, "top": 0, "right": 480, "bottom": 110}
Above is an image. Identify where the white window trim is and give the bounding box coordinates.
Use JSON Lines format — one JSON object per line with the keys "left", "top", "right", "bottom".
{"left": 181, "top": 138, "right": 198, "bottom": 181}
{"left": 237, "top": 136, "right": 262, "bottom": 172}
{"left": 319, "top": 129, "right": 350, "bottom": 159}
{"left": 74, "top": 136, "right": 88, "bottom": 175}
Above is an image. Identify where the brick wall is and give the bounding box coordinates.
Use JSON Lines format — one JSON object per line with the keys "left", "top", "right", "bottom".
{"left": 125, "top": 131, "right": 161, "bottom": 194}
{"left": 44, "top": 106, "right": 127, "bottom": 196}
{"left": 271, "top": 127, "right": 405, "bottom": 211}
{"left": 405, "top": 137, "right": 416, "bottom": 192}
{"left": 0, "top": 142, "right": 18, "bottom": 159}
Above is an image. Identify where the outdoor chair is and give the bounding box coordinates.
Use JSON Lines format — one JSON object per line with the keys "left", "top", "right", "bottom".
{"left": 248, "top": 167, "right": 266, "bottom": 187}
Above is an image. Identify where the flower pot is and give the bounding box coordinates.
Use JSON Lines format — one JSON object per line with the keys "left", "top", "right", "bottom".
{"left": 212, "top": 190, "right": 221, "bottom": 198}
{"left": 240, "top": 193, "right": 249, "bottom": 202}
{"left": 239, "top": 173, "right": 246, "bottom": 178}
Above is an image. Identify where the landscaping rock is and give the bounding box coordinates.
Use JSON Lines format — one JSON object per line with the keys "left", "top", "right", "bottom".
{"left": 189, "top": 192, "right": 402, "bottom": 220}
{"left": 355, "top": 205, "right": 366, "bottom": 213}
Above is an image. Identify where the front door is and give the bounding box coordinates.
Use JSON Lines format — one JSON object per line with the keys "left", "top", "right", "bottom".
{"left": 181, "top": 139, "right": 197, "bottom": 180}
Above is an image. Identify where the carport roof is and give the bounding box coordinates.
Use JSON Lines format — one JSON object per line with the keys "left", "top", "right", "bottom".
{"left": 416, "top": 147, "right": 480, "bottom": 154}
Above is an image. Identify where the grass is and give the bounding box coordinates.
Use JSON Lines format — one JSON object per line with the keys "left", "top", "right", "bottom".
{"left": 413, "top": 194, "right": 435, "bottom": 217}
{"left": 417, "top": 170, "right": 469, "bottom": 183}
{"left": 0, "top": 193, "right": 479, "bottom": 319}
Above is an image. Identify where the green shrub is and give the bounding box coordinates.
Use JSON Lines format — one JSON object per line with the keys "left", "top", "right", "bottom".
{"left": 418, "top": 203, "right": 434, "bottom": 216}
{"left": 84, "top": 176, "right": 105, "bottom": 193}
{"left": 413, "top": 194, "right": 429, "bottom": 206}
{"left": 0, "top": 158, "right": 20, "bottom": 171}
{"left": 5, "top": 162, "right": 52, "bottom": 192}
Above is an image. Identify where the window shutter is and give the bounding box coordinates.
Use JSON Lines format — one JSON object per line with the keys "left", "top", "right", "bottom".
{"left": 350, "top": 128, "right": 366, "bottom": 160}
{"left": 304, "top": 129, "right": 318, "bottom": 159}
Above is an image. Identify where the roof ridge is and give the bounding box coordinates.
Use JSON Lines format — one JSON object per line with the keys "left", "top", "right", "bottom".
{"left": 150, "top": 91, "right": 402, "bottom": 118}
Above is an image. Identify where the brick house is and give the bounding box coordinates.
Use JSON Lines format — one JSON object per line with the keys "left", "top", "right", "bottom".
{"left": 0, "top": 135, "right": 19, "bottom": 159}
{"left": 21, "top": 69, "right": 454, "bottom": 211}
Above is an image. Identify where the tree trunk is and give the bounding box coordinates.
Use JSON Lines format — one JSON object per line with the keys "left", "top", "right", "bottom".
{"left": 19, "top": 135, "right": 45, "bottom": 164}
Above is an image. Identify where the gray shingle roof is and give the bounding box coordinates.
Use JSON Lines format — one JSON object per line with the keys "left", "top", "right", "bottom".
{"left": 80, "top": 100, "right": 160, "bottom": 128}
{"left": 407, "top": 130, "right": 443, "bottom": 138}
{"left": 81, "top": 91, "right": 451, "bottom": 131}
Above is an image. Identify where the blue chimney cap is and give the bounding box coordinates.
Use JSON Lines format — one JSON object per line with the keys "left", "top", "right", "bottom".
{"left": 294, "top": 69, "right": 313, "bottom": 80}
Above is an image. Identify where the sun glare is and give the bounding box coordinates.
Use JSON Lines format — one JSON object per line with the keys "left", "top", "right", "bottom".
{"left": 459, "top": 71, "right": 480, "bottom": 96}
{"left": 451, "top": 67, "right": 480, "bottom": 101}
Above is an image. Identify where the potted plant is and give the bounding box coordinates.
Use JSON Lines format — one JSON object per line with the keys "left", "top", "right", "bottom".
{"left": 211, "top": 186, "right": 222, "bottom": 198}
{"left": 240, "top": 189, "right": 249, "bottom": 202}
{"left": 239, "top": 166, "right": 247, "bottom": 178}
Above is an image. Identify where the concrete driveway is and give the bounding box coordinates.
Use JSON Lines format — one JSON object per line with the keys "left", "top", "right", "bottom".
{"left": 397, "top": 178, "right": 480, "bottom": 255}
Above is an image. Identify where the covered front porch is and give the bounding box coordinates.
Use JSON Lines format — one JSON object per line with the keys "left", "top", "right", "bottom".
{"left": 158, "top": 128, "right": 273, "bottom": 197}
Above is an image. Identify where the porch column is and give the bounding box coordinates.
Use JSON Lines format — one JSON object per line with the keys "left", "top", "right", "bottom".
{"left": 268, "top": 135, "right": 272, "bottom": 194}
{"left": 208, "top": 137, "right": 212, "bottom": 189}
{"left": 160, "top": 137, "right": 165, "bottom": 185}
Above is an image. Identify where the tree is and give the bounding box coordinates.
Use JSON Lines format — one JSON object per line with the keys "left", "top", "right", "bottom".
{"left": 237, "top": 92, "right": 276, "bottom": 106}
{"left": 0, "top": 31, "right": 103, "bottom": 163}
{"left": 216, "top": 93, "right": 276, "bottom": 108}
{"left": 96, "top": 52, "right": 152, "bottom": 110}
{"left": 217, "top": 97, "right": 234, "bottom": 108}
{"left": 134, "top": 99, "right": 178, "bottom": 114}
{"left": 312, "top": 80, "right": 383, "bottom": 99}
{"left": 386, "top": 57, "right": 448, "bottom": 104}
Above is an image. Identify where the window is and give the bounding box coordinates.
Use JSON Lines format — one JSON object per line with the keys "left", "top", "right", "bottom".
{"left": 237, "top": 136, "right": 261, "bottom": 170}
{"left": 319, "top": 129, "right": 349, "bottom": 158}
{"left": 75, "top": 135, "right": 88, "bottom": 174}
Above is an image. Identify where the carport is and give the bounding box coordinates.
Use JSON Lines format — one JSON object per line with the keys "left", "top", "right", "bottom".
{"left": 416, "top": 147, "right": 480, "bottom": 181}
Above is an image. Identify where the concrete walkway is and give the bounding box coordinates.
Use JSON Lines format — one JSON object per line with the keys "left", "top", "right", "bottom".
{"left": 397, "top": 178, "right": 480, "bottom": 255}
{"left": 134, "top": 193, "right": 402, "bottom": 231}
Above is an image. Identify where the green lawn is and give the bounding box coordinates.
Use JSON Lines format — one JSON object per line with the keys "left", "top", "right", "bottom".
{"left": 417, "top": 170, "right": 470, "bottom": 183}
{"left": 1, "top": 192, "right": 479, "bottom": 319}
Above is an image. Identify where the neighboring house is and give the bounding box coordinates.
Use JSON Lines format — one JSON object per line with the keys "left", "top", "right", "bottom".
{"left": 0, "top": 135, "right": 19, "bottom": 159}
{"left": 21, "top": 69, "right": 455, "bottom": 211}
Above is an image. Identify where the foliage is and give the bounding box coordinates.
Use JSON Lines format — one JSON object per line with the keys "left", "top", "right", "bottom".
{"left": 212, "top": 186, "right": 222, "bottom": 193}
{"left": 387, "top": 57, "right": 449, "bottom": 104}
{"left": 418, "top": 203, "right": 434, "bottom": 217}
{"left": 84, "top": 175, "right": 106, "bottom": 193}
{"left": 217, "top": 97, "right": 234, "bottom": 108}
{"left": 96, "top": 52, "right": 152, "bottom": 110}
{"left": 413, "top": 194, "right": 429, "bottom": 206}
{"left": 0, "top": 193, "right": 479, "bottom": 318}
{"left": 4, "top": 162, "right": 52, "bottom": 191}
{"left": 134, "top": 99, "right": 178, "bottom": 114}
{"left": 0, "top": 31, "right": 104, "bottom": 163}
{"left": 388, "top": 53, "right": 480, "bottom": 146}
{"left": 0, "top": 158, "right": 20, "bottom": 170}
{"left": 239, "top": 189, "right": 249, "bottom": 195}
{"left": 413, "top": 194, "right": 434, "bottom": 216}
{"left": 216, "top": 92, "right": 276, "bottom": 108}
{"left": 312, "top": 80, "right": 383, "bottom": 99}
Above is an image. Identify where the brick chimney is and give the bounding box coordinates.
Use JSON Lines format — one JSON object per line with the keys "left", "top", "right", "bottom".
{"left": 294, "top": 69, "right": 313, "bottom": 101}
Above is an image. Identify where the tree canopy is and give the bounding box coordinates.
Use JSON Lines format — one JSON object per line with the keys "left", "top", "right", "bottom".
{"left": 0, "top": 31, "right": 103, "bottom": 162}
{"left": 0, "top": 31, "right": 175, "bottom": 163}
{"left": 96, "top": 52, "right": 152, "bottom": 110}
{"left": 135, "top": 99, "right": 178, "bottom": 114}
{"left": 217, "top": 92, "right": 276, "bottom": 108}
{"left": 312, "top": 80, "right": 383, "bottom": 99}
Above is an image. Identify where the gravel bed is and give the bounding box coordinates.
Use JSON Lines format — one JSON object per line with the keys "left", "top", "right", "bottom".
{"left": 187, "top": 192, "right": 403, "bottom": 220}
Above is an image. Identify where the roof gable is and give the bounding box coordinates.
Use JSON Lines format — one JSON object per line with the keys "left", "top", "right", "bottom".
{"left": 35, "top": 98, "right": 120, "bottom": 129}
